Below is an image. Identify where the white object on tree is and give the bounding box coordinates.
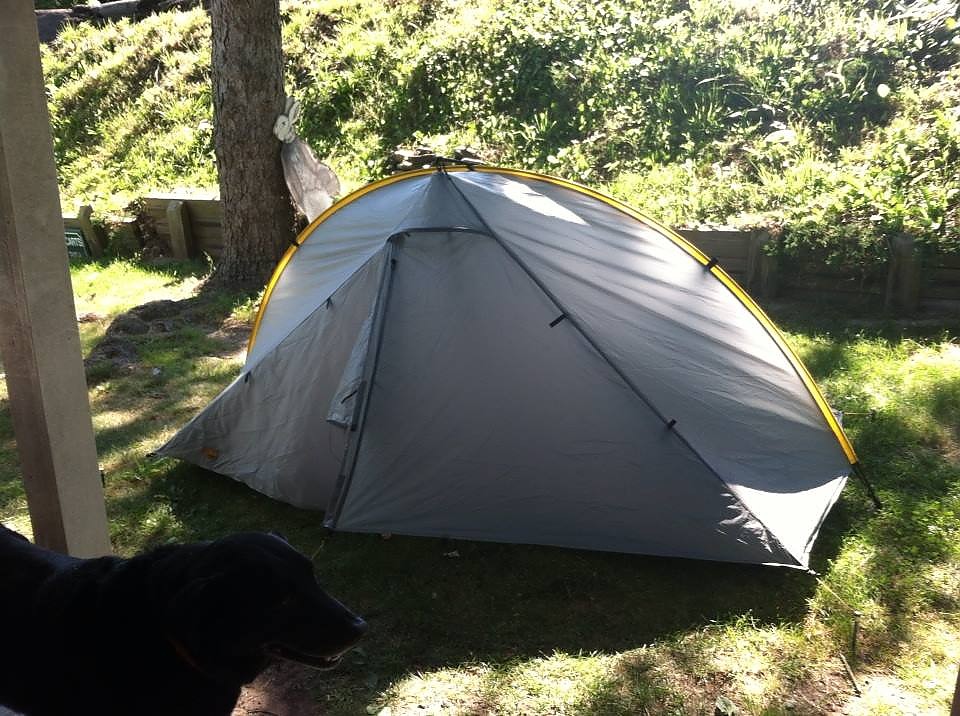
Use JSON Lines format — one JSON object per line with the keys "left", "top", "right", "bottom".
{"left": 274, "top": 96, "right": 339, "bottom": 221}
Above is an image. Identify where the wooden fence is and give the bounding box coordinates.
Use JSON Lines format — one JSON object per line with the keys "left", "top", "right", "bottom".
{"left": 137, "top": 192, "right": 223, "bottom": 259}
{"left": 70, "top": 195, "right": 960, "bottom": 312}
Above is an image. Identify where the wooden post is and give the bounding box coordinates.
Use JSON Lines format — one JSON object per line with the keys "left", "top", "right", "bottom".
{"left": 0, "top": 1, "right": 111, "bottom": 557}
{"left": 76, "top": 204, "right": 105, "bottom": 258}
{"left": 748, "top": 230, "right": 779, "bottom": 299}
{"left": 166, "top": 199, "right": 194, "bottom": 259}
{"left": 890, "top": 234, "right": 921, "bottom": 313}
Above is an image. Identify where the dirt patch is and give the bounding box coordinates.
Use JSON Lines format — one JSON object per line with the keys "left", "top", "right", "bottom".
{"left": 83, "top": 292, "right": 252, "bottom": 383}
{"left": 794, "top": 665, "right": 855, "bottom": 714}
{"left": 233, "top": 661, "right": 322, "bottom": 716}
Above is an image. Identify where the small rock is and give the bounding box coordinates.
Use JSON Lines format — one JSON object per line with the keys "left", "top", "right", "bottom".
{"left": 715, "top": 695, "right": 739, "bottom": 716}
{"left": 108, "top": 313, "right": 149, "bottom": 335}
{"left": 443, "top": 550, "right": 460, "bottom": 558}
{"left": 84, "top": 336, "right": 139, "bottom": 379}
{"left": 77, "top": 312, "right": 104, "bottom": 323}
{"left": 132, "top": 299, "right": 180, "bottom": 321}
{"left": 150, "top": 318, "right": 178, "bottom": 333}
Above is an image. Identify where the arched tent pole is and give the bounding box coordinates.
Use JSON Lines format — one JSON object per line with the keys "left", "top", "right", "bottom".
{"left": 246, "top": 164, "right": 864, "bottom": 486}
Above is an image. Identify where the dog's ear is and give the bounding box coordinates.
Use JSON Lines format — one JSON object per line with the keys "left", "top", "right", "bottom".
{"left": 167, "top": 572, "right": 233, "bottom": 627}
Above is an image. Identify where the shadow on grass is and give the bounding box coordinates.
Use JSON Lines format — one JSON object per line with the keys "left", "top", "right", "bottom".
{"left": 853, "top": 400, "right": 960, "bottom": 650}
{"left": 99, "top": 454, "right": 828, "bottom": 713}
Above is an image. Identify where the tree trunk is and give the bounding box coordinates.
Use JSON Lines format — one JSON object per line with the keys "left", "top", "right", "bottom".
{"left": 209, "top": 0, "right": 295, "bottom": 288}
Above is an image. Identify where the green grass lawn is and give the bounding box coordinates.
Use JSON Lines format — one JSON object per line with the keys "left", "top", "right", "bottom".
{"left": 1, "top": 259, "right": 958, "bottom": 715}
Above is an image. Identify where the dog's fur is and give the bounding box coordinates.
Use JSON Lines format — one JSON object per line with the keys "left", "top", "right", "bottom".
{"left": 0, "top": 526, "right": 366, "bottom": 716}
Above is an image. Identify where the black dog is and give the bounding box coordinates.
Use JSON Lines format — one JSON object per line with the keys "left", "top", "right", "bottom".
{"left": 0, "top": 526, "right": 366, "bottom": 716}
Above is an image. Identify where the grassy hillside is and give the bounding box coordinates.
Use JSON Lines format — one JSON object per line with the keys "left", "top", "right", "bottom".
{"left": 42, "top": 0, "right": 960, "bottom": 266}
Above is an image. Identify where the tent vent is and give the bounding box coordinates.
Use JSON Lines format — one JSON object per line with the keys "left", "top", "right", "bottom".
{"left": 549, "top": 313, "right": 567, "bottom": 327}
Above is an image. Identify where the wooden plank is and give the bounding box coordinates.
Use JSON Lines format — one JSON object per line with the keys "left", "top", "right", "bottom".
{"left": 183, "top": 200, "right": 223, "bottom": 222}
{"left": 166, "top": 199, "right": 194, "bottom": 259}
{"left": 785, "top": 274, "right": 884, "bottom": 294}
{"left": 931, "top": 253, "right": 960, "bottom": 269}
{"left": 921, "top": 297, "right": 960, "bottom": 312}
{"left": 677, "top": 230, "right": 751, "bottom": 260}
{"left": 195, "top": 237, "right": 224, "bottom": 251}
{"left": 191, "top": 221, "right": 224, "bottom": 232}
{"left": 0, "top": 0, "right": 110, "bottom": 557}
{"left": 192, "top": 229, "right": 225, "bottom": 243}
{"left": 62, "top": 215, "right": 84, "bottom": 231}
{"left": 76, "top": 204, "right": 104, "bottom": 258}
{"left": 143, "top": 190, "right": 219, "bottom": 201}
{"left": 931, "top": 267, "right": 960, "bottom": 284}
{"left": 715, "top": 257, "right": 747, "bottom": 274}
{"left": 923, "top": 284, "right": 960, "bottom": 300}
{"left": 140, "top": 197, "right": 170, "bottom": 217}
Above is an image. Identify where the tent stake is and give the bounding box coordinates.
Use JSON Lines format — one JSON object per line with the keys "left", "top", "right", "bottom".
{"left": 852, "top": 462, "right": 883, "bottom": 509}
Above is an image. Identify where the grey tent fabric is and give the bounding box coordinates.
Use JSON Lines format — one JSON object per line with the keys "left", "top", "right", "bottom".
{"left": 158, "top": 167, "right": 857, "bottom": 567}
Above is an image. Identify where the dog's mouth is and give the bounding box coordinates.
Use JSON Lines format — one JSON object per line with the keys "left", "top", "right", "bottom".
{"left": 265, "top": 643, "right": 348, "bottom": 670}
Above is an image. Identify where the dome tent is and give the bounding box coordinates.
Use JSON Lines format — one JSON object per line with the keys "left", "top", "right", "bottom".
{"left": 158, "top": 165, "right": 859, "bottom": 568}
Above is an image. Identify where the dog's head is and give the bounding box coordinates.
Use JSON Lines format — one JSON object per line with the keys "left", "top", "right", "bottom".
{"left": 150, "top": 532, "right": 366, "bottom": 683}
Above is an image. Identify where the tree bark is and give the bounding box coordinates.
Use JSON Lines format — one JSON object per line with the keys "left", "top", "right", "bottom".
{"left": 209, "top": 0, "right": 295, "bottom": 288}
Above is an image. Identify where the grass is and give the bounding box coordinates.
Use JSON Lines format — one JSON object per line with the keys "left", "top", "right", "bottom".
{"left": 1, "top": 258, "right": 958, "bottom": 714}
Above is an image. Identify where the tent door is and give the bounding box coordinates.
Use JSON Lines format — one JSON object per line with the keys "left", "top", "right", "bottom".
{"left": 325, "top": 238, "right": 399, "bottom": 525}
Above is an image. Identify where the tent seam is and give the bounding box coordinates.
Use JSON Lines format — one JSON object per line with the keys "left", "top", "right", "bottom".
{"left": 443, "top": 171, "right": 800, "bottom": 566}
